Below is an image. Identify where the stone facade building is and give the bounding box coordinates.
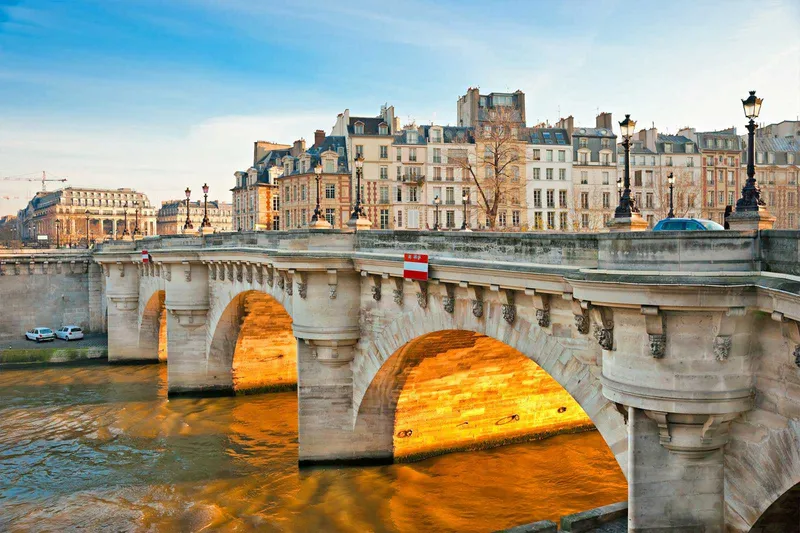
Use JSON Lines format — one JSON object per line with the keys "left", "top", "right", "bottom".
{"left": 687, "top": 127, "right": 743, "bottom": 226}
{"left": 746, "top": 121, "right": 800, "bottom": 229}
{"left": 422, "top": 125, "right": 475, "bottom": 231}
{"left": 276, "top": 135, "right": 351, "bottom": 229}
{"left": 156, "top": 199, "right": 232, "bottom": 235}
{"left": 526, "top": 127, "right": 572, "bottom": 231}
{"left": 17, "top": 187, "right": 156, "bottom": 244}
{"left": 232, "top": 141, "right": 290, "bottom": 231}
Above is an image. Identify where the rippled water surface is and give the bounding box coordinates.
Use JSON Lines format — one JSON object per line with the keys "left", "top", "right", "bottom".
{"left": 0, "top": 363, "right": 626, "bottom": 532}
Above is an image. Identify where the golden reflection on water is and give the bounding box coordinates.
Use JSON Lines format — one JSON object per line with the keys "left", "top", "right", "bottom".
{"left": 0, "top": 364, "right": 626, "bottom": 532}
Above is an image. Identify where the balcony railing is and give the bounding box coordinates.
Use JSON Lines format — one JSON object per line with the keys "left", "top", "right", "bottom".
{"left": 397, "top": 174, "right": 425, "bottom": 184}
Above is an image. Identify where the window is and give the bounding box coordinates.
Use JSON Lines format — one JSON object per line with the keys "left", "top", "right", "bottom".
{"left": 354, "top": 122, "right": 364, "bottom": 135}
{"left": 728, "top": 171, "right": 735, "bottom": 185}
{"left": 580, "top": 171, "right": 588, "bottom": 184}
{"left": 534, "top": 190, "right": 541, "bottom": 208}
{"left": 546, "top": 190, "right": 555, "bottom": 208}
{"left": 579, "top": 138, "right": 588, "bottom": 148}
{"left": 409, "top": 148, "right": 417, "bottom": 162}
{"left": 380, "top": 166, "right": 388, "bottom": 180}
{"left": 446, "top": 167, "right": 454, "bottom": 181}
{"left": 559, "top": 190, "right": 567, "bottom": 208}
{"left": 431, "top": 167, "right": 441, "bottom": 181}
{"left": 446, "top": 210, "right": 455, "bottom": 228}
{"left": 646, "top": 193, "right": 654, "bottom": 209}
{"left": 396, "top": 187, "right": 402, "bottom": 202}
{"left": 789, "top": 192, "right": 796, "bottom": 207}
{"left": 687, "top": 158, "right": 694, "bottom": 167}
{"left": 686, "top": 143, "right": 694, "bottom": 153}
{"left": 533, "top": 168, "right": 541, "bottom": 180}
{"left": 379, "top": 124, "right": 388, "bottom": 135}
{"left": 499, "top": 211, "right": 507, "bottom": 227}
{"left": 409, "top": 187, "right": 418, "bottom": 202}
{"left": 513, "top": 166, "right": 520, "bottom": 182}
{"left": 555, "top": 132, "right": 566, "bottom": 144}
{"left": 431, "top": 129, "right": 442, "bottom": 143}
{"left": 379, "top": 186, "right": 389, "bottom": 203}
{"left": 665, "top": 143, "right": 673, "bottom": 153}
{"left": 666, "top": 156, "right": 673, "bottom": 166}
{"left": 325, "top": 160, "right": 335, "bottom": 173}
{"left": 533, "top": 212, "right": 542, "bottom": 230}
{"left": 380, "top": 209, "right": 390, "bottom": 229}
{"left": 380, "top": 146, "right": 388, "bottom": 159}
{"left": 602, "top": 153, "right": 611, "bottom": 166}
{"left": 445, "top": 187, "right": 455, "bottom": 205}
{"left": 756, "top": 152, "right": 764, "bottom": 164}
{"left": 707, "top": 194, "right": 714, "bottom": 207}
{"left": 546, "top": 168, "right": 553, "bottom": 180}
{"left": 579, "top": 153, "right": 588, "bottom": 164}
{"left": 532, "top": 149, "right": 541, "bottom": 161}
{"left": 546, "top": 150, "right": 553, "bottom": 162}
{"left": 512, "top": 211, "right": 520, "bottom": 226}
{"left": 408, "top": 130, "right": 418, "bottom": 144}
{"left": 396, "top": 148, "right": 402, "bottom": 161}
{"left": 634, "top": 170, "right": 642, "bottom": 187}
{"left": 790, "top": 213, "right": 796, "bottom": 227}
{"left": 546, "top": 212, "right": 555, "bottom": 230}
{"left": 325, "top": 208, "right": 335, "bottom": 226}
{"left": 408, "top": 209, "right": 420, "bottom": 229}
{"left": 301, "top": 184, "right": 307, "bottom": 201}
{"left": 355, "top": 145, "right": 364, "bottom": 157}
{"left": 301, "top": 209, "right": 307, "bottom": 227}
{"left": 602, "top": 192, "right": 610, "bottom": 208}
{"left": 601, "top": 138, "right": 611, "bottom": 149}
{"left": 325, "top": 184, "right": 336, "bottom": 199}
{"left": 433, "top": 148, "right": 442, "bottom": 163}
{"left": 558, "top": 168, "right": 566, "bottom": 180}
{"left": 728, "top": 191, "right": 735, "bottom": 205}
{"left": 602, "top": 172, "right": 609, "bottom": 185}
{"left": 580, "top": 192, "right": 589, "bottom": 209}
{"left": 581, "top": 214, "right": 589, "bottom": 229}
{"left": 558, "top": 150, "right": 566, "bottom": 162}
{"left": 788, "top": 154, "right": 795, "bottom": 165}
{"left": 397, "top": 210, "right": 403, "bottom": 227}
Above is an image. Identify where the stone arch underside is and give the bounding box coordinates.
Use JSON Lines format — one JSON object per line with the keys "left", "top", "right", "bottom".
{"left": 138, "top": 289, "right": 166, "bottom": 361}
{"left": 748, "top": 482, "right": 800, "bottom": 532}
{"left": 352, "top": 300, "right": 629, "bottom": 470}
{"left": 208, "top": 290, "right": 296, "bottom": 394}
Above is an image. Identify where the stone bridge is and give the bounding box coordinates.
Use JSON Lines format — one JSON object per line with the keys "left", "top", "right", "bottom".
{"left": 3, "top": 230, "right": 800, "bottom": 532}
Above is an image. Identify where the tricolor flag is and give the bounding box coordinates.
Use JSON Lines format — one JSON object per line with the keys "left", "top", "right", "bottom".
{"left": 403, "top": 253, "right": 428, "bottom": 281}
{"left": 141, "top": 250, "right": 149, "bottom": 263}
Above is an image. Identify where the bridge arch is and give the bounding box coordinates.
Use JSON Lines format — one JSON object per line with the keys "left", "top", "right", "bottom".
{"left": 207, "top": 289, "right": 296, "bottom": 394}
{"left": 352, "top": 299, "right": 628, "bottom": 470}
{"left": 138, "top": 289, "right": 166, "bottom": 361}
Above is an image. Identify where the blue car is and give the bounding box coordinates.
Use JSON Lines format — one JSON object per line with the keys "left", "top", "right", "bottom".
{"left": 652, "top": 218, "right": 725, "bottom": 231}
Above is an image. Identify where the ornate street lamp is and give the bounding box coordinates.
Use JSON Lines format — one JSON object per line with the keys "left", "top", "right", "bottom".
{"left": 312, "top": 165, "right": 323, "bottom": 222}
{"left": 667, "top": 172, "right": 676, "bottom": 218}
{"left": 461, "top": 191, "right": 471, "bottom": 232}
{"left": 122, "top": 201, "right": 130, "bottom": 236}
{"left": 736, "top": 90, "right": 765, "bottom": 212}
{"left": 183, "top": 187, "right": 193, "bottom": 231}
{"left": 433, "top": 195, "right": 442, "bottom": 230}
{"left": 55, "top": 219, "right": 61, "bottom": 249}
{"left": 614, "top": 114, "right": 640, "bottom": 218}
{"left": 201, "top": 183, "right": 211, "bottom": 228}
{"left": 84, "top": 210, "right": 90, "bottom": 248}
{"left": 133, "top": 200, "right": 141, "bottom": 236}
{"left": 350, "top": 154, "right": 365, "bottom": 220}
{"left": 617, "top": 177, "right": 623, "bottom": 200}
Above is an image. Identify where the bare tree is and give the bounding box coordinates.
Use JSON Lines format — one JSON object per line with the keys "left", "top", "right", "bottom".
{"left": 449, "top": 107, "right": 524, "bottom": 229}
{"left": 652, "top": 168, "right": 703, "bottom": 220}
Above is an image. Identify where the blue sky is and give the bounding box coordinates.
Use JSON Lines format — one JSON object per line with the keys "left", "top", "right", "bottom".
{"left": 1, "top": 0, "right": 799, "bottom": 214}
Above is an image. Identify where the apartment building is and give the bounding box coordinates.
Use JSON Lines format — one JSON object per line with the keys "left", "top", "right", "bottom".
{"left": 391, "top": 125, "right": 427, "bottom": 229}
{"left": 157, "top": 200, "right": 232, "bottom": 235}
{"left": 232, "top": 140, "right": 291, "bottom": 231}
{"left": 423, "top": 125, "right": 475, "bottom": 230}
{"left": 747, "top": 121, "right": 800, "bottom": 228}
{"left": 617, "top": 138, "right": 658, "bottom": 227}
{"left": 276, "top": 134, "right": 351, "bottom": 229}
{"left": 526, "top": 127, "right": 572, "bottom": 230}
{"left": 561, "top": 114, "right": 617, "bottom": 231}
{"left": 685, "top": 128, "right": 743, "bottom": 226}
{"left": 331, "top": 105, "right": 398, "bottom": 228}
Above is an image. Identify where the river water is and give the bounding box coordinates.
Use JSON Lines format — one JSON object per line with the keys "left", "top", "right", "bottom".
{"left": 0, "top": 363, "right": 627, "bottom": 532}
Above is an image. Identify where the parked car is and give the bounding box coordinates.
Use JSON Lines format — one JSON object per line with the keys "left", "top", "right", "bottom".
{"left": 55, "top": 326, "right": 84, "bottom": 341}
{"left": 25, "top": 327, "right": 55, "bottom": 342}
{"left": 653, "top": 218, "right": 725, "bottom": 231}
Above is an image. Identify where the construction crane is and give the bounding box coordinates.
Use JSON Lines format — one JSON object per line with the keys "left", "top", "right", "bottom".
{"left": 1, "top": 171, "right": 68, "bottom": 191}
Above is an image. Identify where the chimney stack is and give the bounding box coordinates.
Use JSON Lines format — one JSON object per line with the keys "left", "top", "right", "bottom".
{"left": 555, "top": 115, "right": 575, "bottom": 137}
{"left": 314, "top": 129, "right": 325, "bottom": 148}
{"left": 596, "top": 112, "right": 613, "bottom": 130}
{"left": 291, "top": 138, "right": 306, "bottom": 157}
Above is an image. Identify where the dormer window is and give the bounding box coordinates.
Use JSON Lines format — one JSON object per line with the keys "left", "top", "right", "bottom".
{"left": 686, "top": 143, "right": 694, "bottom": 153}
{"left": 354, "top": 121, "right": 364, "bottom": 135}
{"left": 431, "top": 128, "right": 442, "bottom": 143}
{"left": 768, "top": 152, "right": 775, "bottom": 164}
{"left": 379, "top": 123, "right": 388, "bottom": 135}
{"left": 664, "top": 143, "right": 673, "bottom": 153}
{"left": 407, "top": 130, "right": 418, "bottom": 144}
{"left": 325, "top": 159, "right": 335, "bottom": 173}
{"left": 337, "top": 146, "right": 344, "bottom": 156}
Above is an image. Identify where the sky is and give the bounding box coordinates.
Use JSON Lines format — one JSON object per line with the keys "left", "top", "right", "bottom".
{"left": 1, "top": 0, "right": 799, "bottom": 215}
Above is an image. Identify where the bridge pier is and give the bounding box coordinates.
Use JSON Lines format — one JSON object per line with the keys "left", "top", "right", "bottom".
{"left": 104, "top": 260, "right": 148, "bottom": 362}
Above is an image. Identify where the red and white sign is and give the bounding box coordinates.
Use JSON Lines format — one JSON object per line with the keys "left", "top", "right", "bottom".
{"left": 403, "top": 253, "right": 428, "bottom": 281}
{"left": 141, "top": 250, "right": 149, "bottom": 263}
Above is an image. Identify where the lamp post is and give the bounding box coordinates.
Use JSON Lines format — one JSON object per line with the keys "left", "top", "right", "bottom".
{"left": 347, "top": 154, "right": 372, "bottom": 229}
{"left": 84, "top": 210, "right": 90, "bottom": 248}
{"left": 122, "top": 202, "right": 130, "bottom": 237}
{"left": 133, "top": 201, "right": 141, "bottom": 236}
{"left": 736, "top": 90, "right": 765, "bottom": 213}
{"left": 614, "top": 114, "right": 639, "bottom": 219}
{"left": 667, "top": 172, "right": 675, "bottom": 218}
{"left": 617, "top": 177, "right": 623, "bottom": 200}
{"left": 433, "top": 195, "right": 441, "bottom": 230}
{"left": 55, "top": 219, "right": 61, "bottom": 249}
{"left": 183, "top": 187, "right": 193, "bottom": 231}
{"left": 201, "top": 183, "right": 211, "bottom": 228}
{"left": 461, "top": 191, "right": 471, "bottom": 232}
{"left": 309, "top": 164, "right": 333, "bottom": 229}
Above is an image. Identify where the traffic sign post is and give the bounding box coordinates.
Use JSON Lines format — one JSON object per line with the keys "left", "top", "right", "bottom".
{"left": 403, "top": 253, "right": 428, "bottom": 281}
